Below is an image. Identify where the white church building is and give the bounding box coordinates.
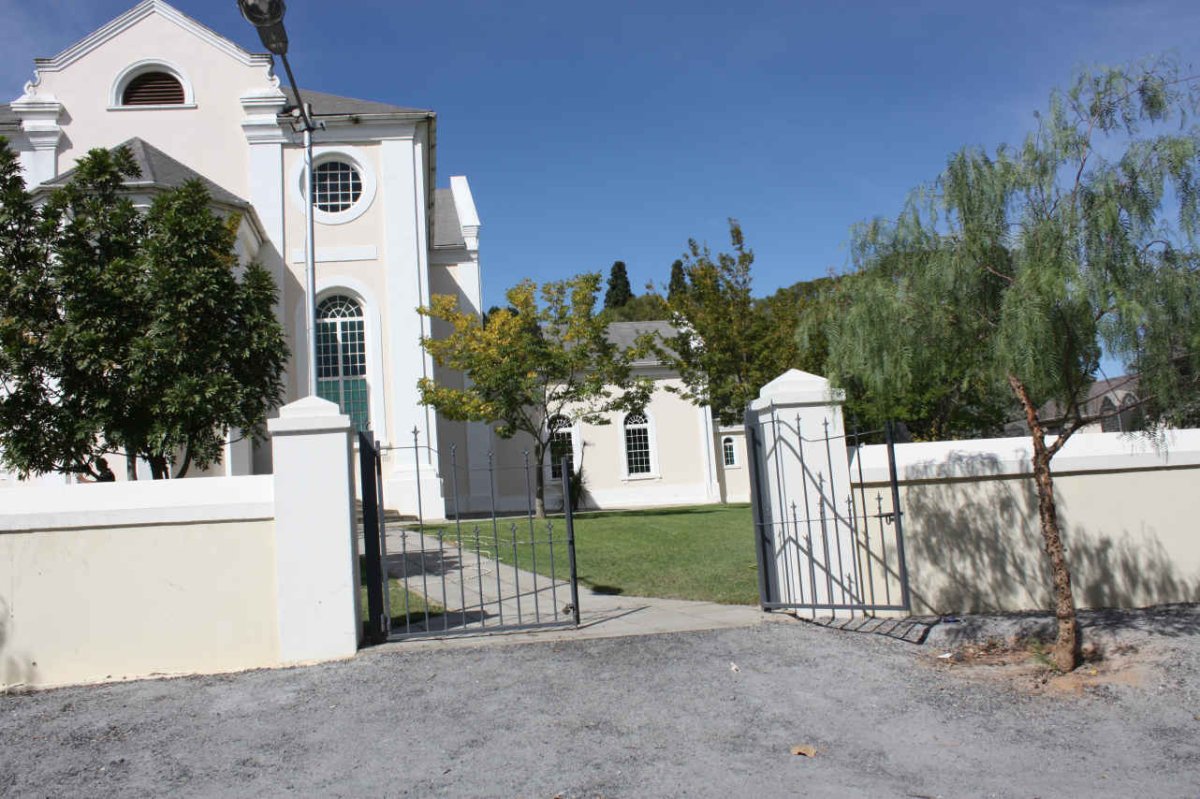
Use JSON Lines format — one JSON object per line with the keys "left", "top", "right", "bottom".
{"left": 0, "top": 1, "right": 749, "bottom": 515}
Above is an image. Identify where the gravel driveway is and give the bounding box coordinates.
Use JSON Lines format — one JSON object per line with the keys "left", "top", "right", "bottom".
{"left": 2, "top": 607, "right": 1198, "bottom": 798}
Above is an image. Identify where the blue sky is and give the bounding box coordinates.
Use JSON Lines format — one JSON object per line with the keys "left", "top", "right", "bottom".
{"left": 3, "top": 1, "right": 1199, "bottom": 310}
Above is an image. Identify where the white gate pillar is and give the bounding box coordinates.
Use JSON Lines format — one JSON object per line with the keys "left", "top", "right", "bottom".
{"left": 268, "top": 396, "right": 362, "bottom": 663}
{"left": 746, "top": 370, "right": 860, "bottom": 616}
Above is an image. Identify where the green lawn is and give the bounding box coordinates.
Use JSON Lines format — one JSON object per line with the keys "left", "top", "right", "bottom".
{"left": 359, "top": 567, "right": 444, "bottom": 629}
{"left": 437, "top": 503, "right": 759, "bottom": 605}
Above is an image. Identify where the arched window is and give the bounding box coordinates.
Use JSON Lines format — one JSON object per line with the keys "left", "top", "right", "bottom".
{"left": 316, "top": 295, "right": 369, "bottom": 431}
{"left": 121, "top": 71, "right": 185, "bottom": 106}
{"left": 722, "top": 436, "right": 737, "bottom": 468}
{"left": 623, "top": 412, "right": 653, "bottom": 476}
{"left": 548, "top": 415, "right": 573, "bottom": 480}
{"left": 1118, "top": 393, "right": 1141, "bottom": 433}
{"left": 1099, "top": 396, "right": 1120, "bottom": 433}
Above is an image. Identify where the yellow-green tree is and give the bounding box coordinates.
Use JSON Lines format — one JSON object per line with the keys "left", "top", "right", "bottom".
{"left": 419, "top": 274, "right": 653, "bottom": 516}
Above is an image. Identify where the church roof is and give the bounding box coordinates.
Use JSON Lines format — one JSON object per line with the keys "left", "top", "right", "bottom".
{"left": 606, "top": 320, "right": 677, "bottom": 349}
{"left": 0, "top": 104, "right": 18, "bottom": 131}
{"left": 283, "top": 88, "right": 432, "bottom": 119}
{"left": 432, "top": 188, "right": 465, "bottom": 248}
{"left": 40, "top": 138, "right": 248, "bottom": 209}
{"left": 606, "top": 320, "right": 678, "bottom": 366}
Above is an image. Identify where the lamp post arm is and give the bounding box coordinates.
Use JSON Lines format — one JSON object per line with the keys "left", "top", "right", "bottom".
{"left": 279, "top": 53, "right": 316, "bottom": 132}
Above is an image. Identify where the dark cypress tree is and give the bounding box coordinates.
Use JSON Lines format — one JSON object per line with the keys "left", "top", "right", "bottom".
{"left": 667, "top": 259, "right": 688, "bottom": 302}
{"left": 603, "top": 261, "right": 633, "bottom": 309}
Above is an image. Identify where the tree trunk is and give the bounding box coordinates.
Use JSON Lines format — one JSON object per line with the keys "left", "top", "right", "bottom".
{"left": 1031, "top": 443, "right": 1080, "bottom": 672}
{"left": 126, "top": 453, "right": 138, "bottom": 481}
{"left": 533, "top": 447, "right": 546, "bottom": 520}
{"left": 148, "top": 454, "right": 170, "bottom": 480}
{"left": 1010, "top": 374, "right": 1080, "bottom": 672}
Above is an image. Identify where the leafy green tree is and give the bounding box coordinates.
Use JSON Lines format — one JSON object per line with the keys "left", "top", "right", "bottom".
{"left": 821, "top": 62, "right": 1200, "bottom": 671}
{"left": 0, "top": 139, "right": 287, "bottom": 480}
{"left": 660, "top": 221, "right": 796, "bottom": 425}
{"left": 603, "top": 260, "right": 633, "bottom": 309}
{"left": 124, "top": 180, "right": 288, "bottom": 478}
{"left": 760, "top": 275, "right": 836, "bottom": 375}
{"left": 600, "top": 291, "right": 669, "bottom": 322}
{"left": 419, "top": 274, "right": 653, "bottom": 516}
{"left": 0, "top": 143, "right": 145, "bottom": 481}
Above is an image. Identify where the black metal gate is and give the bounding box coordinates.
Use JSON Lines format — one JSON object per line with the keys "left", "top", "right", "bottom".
{"left": 358, "top": 431, "right": 581, "bottom": 643}
{"left": 746, "top": 416, "right": 911, "bottom": 616}
{"left": 359, "top": 431, "right": 390, "bottom": 644}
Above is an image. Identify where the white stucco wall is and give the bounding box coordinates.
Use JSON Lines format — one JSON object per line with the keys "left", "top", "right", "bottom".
{"left": 0, "top": 397, "right": 363, "bottom": 691}
{"left": 475, "top": 375, "right": 722, "bottom": 514}
{"left": 0, "top": 477, "right": 278, "bottom": 689}
{"left": 0, "top": 519, "right": 278, "bottom": 689}
{"left": 851, "top": 429, "right": 1200, "bottom": 614}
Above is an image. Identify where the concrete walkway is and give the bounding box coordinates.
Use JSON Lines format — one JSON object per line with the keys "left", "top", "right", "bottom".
{"left": 376, "top": 525, "right": 768, "bottom": 650}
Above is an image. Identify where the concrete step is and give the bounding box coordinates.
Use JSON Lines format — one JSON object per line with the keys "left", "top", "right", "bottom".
{"left": 355, "top": 500, "right": 410, "bottom": 524}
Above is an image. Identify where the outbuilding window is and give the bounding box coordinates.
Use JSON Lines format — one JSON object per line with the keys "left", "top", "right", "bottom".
{"left": 722, "top": 436, "right": 737, "bottom": 467}
{"left": 549, "top": 416, "right": 574, "bottom": 480}
{"left": 624, "top": 412, "right": 653, "bottom": 476}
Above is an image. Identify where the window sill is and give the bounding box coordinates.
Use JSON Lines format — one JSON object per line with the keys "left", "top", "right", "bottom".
{"left": 622, "top": 473, "right": 661, "bottom": 482}
{"left": 108, "top": 104, "right": 198, "bottom": 111}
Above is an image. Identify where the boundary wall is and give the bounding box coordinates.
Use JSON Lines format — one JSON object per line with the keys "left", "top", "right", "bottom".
{"left": 0, "top": 397, "right": 361, "bottom": 690}
{"left": 851, "top": 430, "right": 1200, "bottom": 614}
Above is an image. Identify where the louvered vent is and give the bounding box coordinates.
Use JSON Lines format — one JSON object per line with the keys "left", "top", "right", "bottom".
{"left": 121, "top": 72, "right": 185, "bottom": 106}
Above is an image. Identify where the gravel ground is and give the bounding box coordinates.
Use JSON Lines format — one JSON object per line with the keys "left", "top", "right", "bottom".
{"left": 2, "top": 607, "right": 1199, "bottom": 798}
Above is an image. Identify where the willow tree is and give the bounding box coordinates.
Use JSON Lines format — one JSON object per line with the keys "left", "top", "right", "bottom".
{"left": 823, "top": 62, "right": 1200, "bottom": 671}
{"left": 418, "top": 274, "right": 653, "bottom": 517}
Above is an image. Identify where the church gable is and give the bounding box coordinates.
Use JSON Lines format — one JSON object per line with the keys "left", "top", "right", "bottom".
{"left": 13, "top": 1, "right": 282, "bottom": 198}
{"left": 24, "top": 1, "right": 272, "bottom": 91}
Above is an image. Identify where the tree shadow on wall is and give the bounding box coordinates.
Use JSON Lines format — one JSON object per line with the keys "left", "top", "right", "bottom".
{"left": 0, "top": 596, "right": 38, "bottom": 691}
{"left": 901, "top": 451, "right": 1200, "bottom": 627}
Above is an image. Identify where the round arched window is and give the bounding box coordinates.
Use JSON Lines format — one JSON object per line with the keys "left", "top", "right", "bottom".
{"left": 548, "top": 415, "right": 574, "bottom": 480}
{"left": 316, "top": 295, "right": 369, "bottom": 432}
{"left": 312, "top": 160, "right": 363, "bottom": 213}
{"left": 624, "top": 412, "right": 652, "bottom": 475}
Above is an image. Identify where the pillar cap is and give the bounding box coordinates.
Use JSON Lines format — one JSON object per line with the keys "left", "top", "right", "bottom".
{"left": 267, "top": 396, "right": 352, "bottom": 435}
{"left": 749, "top": 369, "right": 845, "bottom": 411}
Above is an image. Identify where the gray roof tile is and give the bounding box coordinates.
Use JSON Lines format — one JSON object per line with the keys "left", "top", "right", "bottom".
{"left": 606, "top": 320, "right": 678, "bottom": 349}
{"left": 283, "top": 87, "right": 431, "bottom": 118}
{"left": 42, "top": 138, "right": 248, "bottom": 208}
{"left": 606, "top": 320, "right": 679, "bottom": 365}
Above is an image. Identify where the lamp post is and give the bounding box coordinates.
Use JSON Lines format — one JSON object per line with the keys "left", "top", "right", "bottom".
{"left": 238, "top": 0, "right": 320, "bottom": 398}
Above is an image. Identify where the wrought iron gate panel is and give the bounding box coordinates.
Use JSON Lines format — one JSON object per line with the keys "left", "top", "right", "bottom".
{"left": 745, "top": 414, "right": 911, "bottom": 616}
{"left": 357, "top": 429, "right": 581, "bottom": 643}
